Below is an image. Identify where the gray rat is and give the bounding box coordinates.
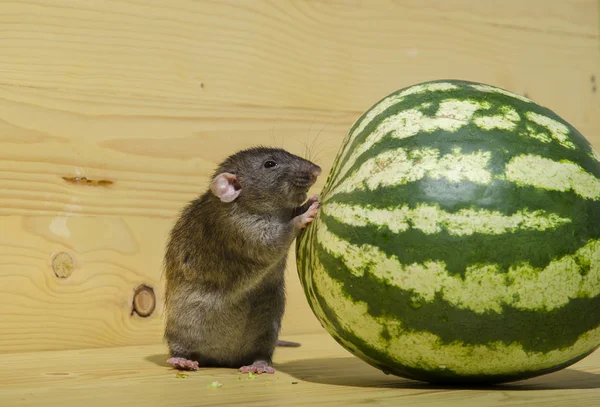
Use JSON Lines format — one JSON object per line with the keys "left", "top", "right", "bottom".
{"left": 163, "top": 146, "right": 321, "bottom": 374}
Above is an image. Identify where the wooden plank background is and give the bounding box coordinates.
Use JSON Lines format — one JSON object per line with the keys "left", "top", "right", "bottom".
{"left": 0, "top": 0, "right": 599, "bottom": 354}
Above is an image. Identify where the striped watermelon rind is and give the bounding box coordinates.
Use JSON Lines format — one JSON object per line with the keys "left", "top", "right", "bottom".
{"left": 296, "top": 79, "right": 600, "bottom": 384}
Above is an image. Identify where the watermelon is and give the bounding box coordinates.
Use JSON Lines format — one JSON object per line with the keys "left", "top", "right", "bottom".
{"left": 295, "top": 80, "right": 600, "bottom": 384}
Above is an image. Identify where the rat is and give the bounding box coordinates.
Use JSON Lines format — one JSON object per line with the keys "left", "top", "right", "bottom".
{"left": 163, "top": 146, "right": 322, "bottom": 374}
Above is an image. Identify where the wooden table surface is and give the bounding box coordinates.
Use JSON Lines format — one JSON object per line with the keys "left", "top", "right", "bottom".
{"left": 0, "top": 331, "right": 598, "bottom": 407}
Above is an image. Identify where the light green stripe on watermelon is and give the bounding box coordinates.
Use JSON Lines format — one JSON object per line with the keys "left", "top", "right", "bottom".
{"left": 398, "top": 81, "right": 459, "bottom": 97}
{"left": 327, "top": 147, "right": 492, "bottom": 199}
{"left": 339, "top": 82, "right": 460, "bottom": 166}
{"left": 328, "top": 109, "right": 588, "bottom": 198}
{"left": 505, "top": 155, "right": 600, "bottom": 200}
{"left": 525, "top": 112, "right": 576, "bottom": 149}
{"left": 469, "top": 83, "right": 534, "bottom": 103}
{"left": 334, "top": 94, "right": 405, "bottom": 172}
{"left": 327, "top": 148, "right": 599, "bottom": 203}
{"left": 326, "top": 85, "right": 589, "bottom": 198}
{"left": 473, "top": 106, "right": 520, "bottom": 130}
{"left": 590, "top": 146, "right": 600, "bottom": 162}
{"left": 331, "top": 113, "right": 588, "bottom": 193}
{"left": 314, "top": 220, "right": 600, "bottom": 313}
{"left": 308, "top": 254, "right": 600, "bottom": 377}
{"left": 305, "top": 232, "right": 600, "bottom": 351}
{"left": 332, "top": 99, "right": 492, "bottom": 188}
{"left": 322, "top": 202, "right": 571, "bottom": 236}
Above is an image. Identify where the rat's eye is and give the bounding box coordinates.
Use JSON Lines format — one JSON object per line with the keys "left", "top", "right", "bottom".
{"left": 264, "top": 160, "right": 277, "bottom": 168}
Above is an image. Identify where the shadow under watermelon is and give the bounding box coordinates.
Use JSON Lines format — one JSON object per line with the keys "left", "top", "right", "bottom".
{"left": 275, "top": 356, "right": 600, "bottom": 390}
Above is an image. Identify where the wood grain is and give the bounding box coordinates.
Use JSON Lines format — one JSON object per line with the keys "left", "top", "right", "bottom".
{"left": 0, "top": 215, "right": 322, "bottom": 353}
{"left": 0, "top": 0, "right": 599, "bottom": 354}
{"left": 0, "top": 0, "right": 598, "bottom": 219}
{"left": 0, "top": 331, "right": 598, "bottom": 407}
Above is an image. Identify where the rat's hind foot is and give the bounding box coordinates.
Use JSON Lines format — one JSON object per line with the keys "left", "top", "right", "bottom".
{"left": 239, "top": 360, "right": 275, "bottom": 374}
{"left": 167, "top": 357, "right": 199, "bottom": 371}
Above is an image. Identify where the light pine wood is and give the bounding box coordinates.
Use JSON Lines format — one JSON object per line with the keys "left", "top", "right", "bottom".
{"left": 0, "top": 0, "right": 599, "bottom": 358}
{"left": 1, "top": 0, "right": 598, "bottom": 220}
{"left": 0, "top": 215, "right": 322, "bottom": 352}
{"left": 0, "top": 331, "right": 598, "bottom": 407}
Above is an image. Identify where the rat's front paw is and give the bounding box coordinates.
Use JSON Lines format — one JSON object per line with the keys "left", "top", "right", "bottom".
{"left": 306, "top": 194, "right": 319, "bottom": 206}
{"left": 295, "top": 201, "right": 319, "bottom": 231}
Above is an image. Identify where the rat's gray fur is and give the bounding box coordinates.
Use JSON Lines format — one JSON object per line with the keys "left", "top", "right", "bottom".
{"left": 163, "top": 147, "right": 321, "bottom": 369}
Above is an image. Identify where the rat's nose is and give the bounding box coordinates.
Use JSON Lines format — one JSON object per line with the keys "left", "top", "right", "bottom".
{"left": 311, "top": 166, "right": 322, "bottom": 180}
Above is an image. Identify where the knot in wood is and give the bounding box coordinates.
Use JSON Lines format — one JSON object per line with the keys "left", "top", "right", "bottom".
{"left": 132, "top": 285, "right": 156, "bottom": 317}
{"left": 52, "top": 252, "right": 74, "bottom": 278}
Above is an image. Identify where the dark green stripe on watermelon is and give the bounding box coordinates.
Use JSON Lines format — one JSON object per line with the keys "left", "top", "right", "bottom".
{"left": 306, "top": 271, "right": 599, "bottom": 384}
{"left": 312, "top": 240, "right": 600, "bottom": 355}
{"left": 296, "top": 225, "right": 321, "bottom": 311}
{"left": 326, "top": 80, "right": 598, "bottom": 196}
{"left": 328, "top": 179, "right": 600, "bottom": 219}
{"left": 326, "top": 124, "right": 600, "bottom": 202}
{"left": 319, "top": 201, "right": 599, "bottom": 275}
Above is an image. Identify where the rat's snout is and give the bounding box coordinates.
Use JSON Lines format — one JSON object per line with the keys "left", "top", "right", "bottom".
{"left": 310, "top": 165, "right": 322, "bottom": 182}
{"left": 291, "top": 162, "right": 321, "bottom": 191}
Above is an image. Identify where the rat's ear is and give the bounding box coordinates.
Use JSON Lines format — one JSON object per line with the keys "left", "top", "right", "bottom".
{"left": 210, "top": 172, "right": 241, "bottom": 203}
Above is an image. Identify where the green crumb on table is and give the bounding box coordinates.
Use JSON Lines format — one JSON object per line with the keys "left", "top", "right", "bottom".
{"left": 175, "top": 373, "right": 189, "bottom": 379}
{"left": 208, "top": 381, "right": 223, "bottom": 388}
{"left": 247, "top": 372, "right": 257, "bottom": 380}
